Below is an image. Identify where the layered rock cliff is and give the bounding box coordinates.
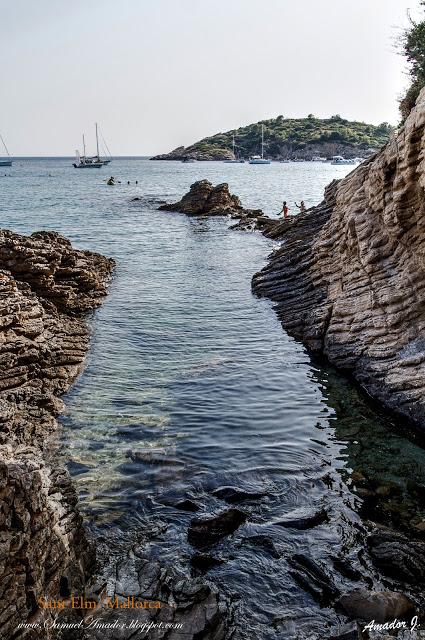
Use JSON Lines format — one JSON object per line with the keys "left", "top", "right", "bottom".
{"left": 252, "top": 89, "right": 425, "bottom": 429}
{"left": 0, "top": 230, "right": 114, "bottom": 638}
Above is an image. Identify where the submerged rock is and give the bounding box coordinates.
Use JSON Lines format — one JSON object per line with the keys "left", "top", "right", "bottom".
{"left": 175, "top": 498, "right": 201, "bottom": 512}
{"left": 244, "top": 534, "right": 281, "bottom": 558}
{"left": 367, "top": 528, "right": 425, "bottom": 584}
{"left": 212, "top": 485, "right": 266, "bottom": 503}
{"left": 190, "top": 552, "right": 225, "bottom": 572}
{"left": 288, "top": 554, "right": 339, "bottom": 606}
{"left": 274, "top": 508, "right": 329, "bottom": 530}
{"left": 337, "top": 589, "right": 414, "bottom": 623}
{"left": 188, "top": 508, "right": 247, "bottom": 548}
{"left": 252, "top": 88, "right": 425, "bottom": 428}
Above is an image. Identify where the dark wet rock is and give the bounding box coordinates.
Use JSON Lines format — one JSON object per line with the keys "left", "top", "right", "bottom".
{"left": 275, "top": 508, "right": 329, "bottom": 530}
{"left": 244, "top": 534, "right": 281, "bottom": 558}
{"left": 67, "top": 460, "right": 92, "bottom": 475}
{"left": 367, "top": 528, "right": 425, "bottom": 584}
{"left": 0, "top": 229, "right": 114, "bottom": 637}
{"left": 212, "top": 485, "right": 266, "bottom": 504}
{"left": 288, "top": 554, "right": 339, "bottom": 606}
{"left": 126, "top": 449, "right": 185, "bottom": 467}
{"left": 190, "top": 553, "right": 225, "bottom": 572}
{"left": 328, "top": 622, "right": 361, "bottom": 640}
{"left": 188, "top": 508, "right": 247, "bottom": 548}
{"left": 175, "top": 499, "right": 201, "bottom": 512}
{"left": 130, "top": 195, "right": 167, "bottom": 206}
{"left": 337, "top": 589, "right": 414, "bottom": 622}
{"left": 252, "top": 89, "right": 425, "bottom": 428}
{"left": 159, "top": 180, "right": 263, "bottom": 219}
{"left": 85, "top": 554, "right": 227, "bottom": 640}
{"left": 230, "top": 214, "right": 280, "bottom": 234}
{"left": 332, "top": 557, "right": 364, "bottom": 584}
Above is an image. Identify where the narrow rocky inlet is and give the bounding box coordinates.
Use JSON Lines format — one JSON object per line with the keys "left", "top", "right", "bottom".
{"left": 252, "top": 88, "right": 425, "bottom": 430}
{"left": 5, "top": 89, "right": 425, "bottom": 638}
{"left": 0, "top": 230, "right": 114, "bottom": 638}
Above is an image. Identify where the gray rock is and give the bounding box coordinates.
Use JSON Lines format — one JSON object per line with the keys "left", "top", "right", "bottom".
{"left": 337, "top": 589, "right": 414, "bottom": 622}
{"left": 188, "top": 508, "right": 247, "bottom": 548}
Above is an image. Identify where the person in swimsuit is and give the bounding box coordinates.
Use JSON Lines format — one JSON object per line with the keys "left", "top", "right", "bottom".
{"left": 279, "top": 201, "right": 289, "bottom": 218}
{"left": 295, "top": 200, "right": 307, "bottom": 213}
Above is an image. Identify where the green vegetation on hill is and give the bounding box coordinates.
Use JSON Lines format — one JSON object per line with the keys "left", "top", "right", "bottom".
{"left": 399, "top": 2, "right": 425, "bottom": 119}
{"left": 184, "top": 115, "right": 393, "bottom": 159}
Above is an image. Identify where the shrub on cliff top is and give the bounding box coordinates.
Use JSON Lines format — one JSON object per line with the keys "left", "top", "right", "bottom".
{"left": 400, "top": 2, "right": 425, "bottom": 119}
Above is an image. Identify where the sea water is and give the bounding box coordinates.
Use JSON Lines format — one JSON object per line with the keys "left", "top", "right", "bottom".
{"left": 1, "top": 158, "right": 425, "bottom": 639}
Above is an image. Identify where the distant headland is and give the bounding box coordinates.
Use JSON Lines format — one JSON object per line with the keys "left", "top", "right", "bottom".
{"left": 150, "top": 115, "right": 393, "bottom": 161}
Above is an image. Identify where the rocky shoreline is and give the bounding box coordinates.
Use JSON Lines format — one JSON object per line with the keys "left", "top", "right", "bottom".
{"left": 0, "top": 230, "right": 114, "bottom": 638}
{"left": 159, "top": 89, "right": 425, "bottom": 432}
{"left": 252, "top": 89, "right": 425, "bottom": 432}
{"left": 4, "top": 88, "right": 425, "bottom": 637}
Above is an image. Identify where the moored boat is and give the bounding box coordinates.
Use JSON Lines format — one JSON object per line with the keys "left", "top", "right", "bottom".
{"left": 223, "top": 134, "right": 245, "bottom": 163}
{"left": 0, "top": 133, "right": 13, "bottom": 166}
{"left": 249, "top": 125, "right": 271, "bottom": 164}
{"left": 331, "top": 155, "right": 356, "bottom": 165}
{"left": 73, "top": 123, "right": 112, "bottom": 168}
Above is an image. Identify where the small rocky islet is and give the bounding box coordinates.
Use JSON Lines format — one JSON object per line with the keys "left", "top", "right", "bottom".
{"left": 151, "top": 115, "right": 391, "bottom": 162}
{"left": 4, "top": 97, "right": 425, "bottom": 639}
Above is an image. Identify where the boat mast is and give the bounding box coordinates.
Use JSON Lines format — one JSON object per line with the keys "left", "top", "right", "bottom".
{"left": 0, "top": 133, "right": 10, "bottom": 157}
{"left": 261, "top": 125, "right": 264, "bottom": 159}
{"left": 82, "top": 134, "right": 86, "bottom": 158}
{"left": 232, "top": 134, "right": 235, "bottom": 157}
{"left": 95, "top": 122, "right": 100, "bottom": 160}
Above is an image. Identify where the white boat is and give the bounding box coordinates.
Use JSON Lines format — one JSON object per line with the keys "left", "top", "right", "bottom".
{"left": 73, "top": 123, "right": 111, "bottom": 168}
{"left": 249, "top": 125, "right": 271, "bottom": 164}
{"left": 0, "top": 133, "right": 12, "bottom": 166}
{"left": 331, "top": 155, "right": 356, "bottom": 165}
{"left": 223, "top": 134, "right": 245, "bottom": 163}
{"left": 311, "top": 156, "right": 327, "bottom": 162}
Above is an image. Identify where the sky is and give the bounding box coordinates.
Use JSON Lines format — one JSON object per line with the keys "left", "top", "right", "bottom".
{"left": 0, "top": 0, "right": 422, "bottom": 156}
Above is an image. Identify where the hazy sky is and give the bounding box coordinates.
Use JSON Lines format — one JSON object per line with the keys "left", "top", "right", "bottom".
{"left": 0, "top": 0, "right": 421, "bottom": 156}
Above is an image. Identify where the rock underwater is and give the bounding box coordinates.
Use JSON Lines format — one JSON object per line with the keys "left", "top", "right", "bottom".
{"left": 0, "top": 230, "right": 115, "bottom": 638}
{"left": 253, "top": 87, "right": 425, "bottom": 430}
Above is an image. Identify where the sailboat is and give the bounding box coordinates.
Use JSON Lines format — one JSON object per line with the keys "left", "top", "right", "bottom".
{"left": 0, "top": 133, "right": 13, "bottom": 167}
{"left": 223, "top": 134, "right": 245, "bottom": 163}
{"left": 73, "top": 123, "right": 111, "bottom": 168}
{"left": 249, "top": 125, "right": 271, "bottom": 164}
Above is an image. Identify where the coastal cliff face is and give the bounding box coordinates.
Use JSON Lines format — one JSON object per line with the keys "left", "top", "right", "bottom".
{"left": 0, "top": 230, "right": 114, "bottom": 638}
{"left": 252, "top": 89, "right": 425, "bottom": 428}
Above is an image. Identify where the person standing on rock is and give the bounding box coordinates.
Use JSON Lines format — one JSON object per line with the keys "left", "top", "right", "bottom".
{"left": 295, "top": 200, "right": 307, "bottom": 213}
{"left": 279, "top": 201, "right": 289, "bottom": 218}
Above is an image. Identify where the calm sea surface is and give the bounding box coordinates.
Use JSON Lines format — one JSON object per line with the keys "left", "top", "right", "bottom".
{"left": 2, "top": 158, "right": 425, "bottom": 639}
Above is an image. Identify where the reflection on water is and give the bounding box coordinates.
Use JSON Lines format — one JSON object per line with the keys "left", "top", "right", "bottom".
{"left": 2, "top": 158, "right": 425, "bottom": 638}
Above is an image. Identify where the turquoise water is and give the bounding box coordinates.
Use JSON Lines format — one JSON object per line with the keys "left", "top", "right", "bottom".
{"left": 2, "top": 158, "right": 425, "bottom": 639}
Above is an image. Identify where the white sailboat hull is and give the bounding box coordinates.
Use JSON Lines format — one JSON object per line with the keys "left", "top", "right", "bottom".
{"left": 0, "top": 160, "right": 12, "bottom": 167}
{"left": 73, "top": 162, "right": 104, "bottom": 168}
{"left": 249, "top": 158, "right": 271, "bottom": 165}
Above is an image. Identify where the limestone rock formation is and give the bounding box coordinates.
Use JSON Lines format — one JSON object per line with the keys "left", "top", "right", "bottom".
{"left": 159, "top": 179, "right": 263, "bottom": 218}
{"left": 252, "top": 88, "right": 425, "bottom": 429}
{"left": 0, "top": 230, "right": 114, "bottom": 638}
